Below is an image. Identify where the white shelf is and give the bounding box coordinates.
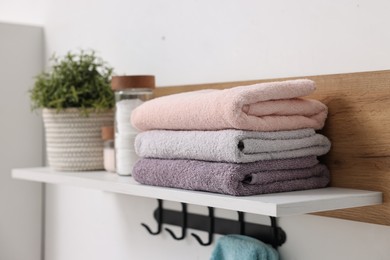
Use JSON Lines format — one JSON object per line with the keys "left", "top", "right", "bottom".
{"left": 12, "top": 167, "right": 382, "bottom": 217}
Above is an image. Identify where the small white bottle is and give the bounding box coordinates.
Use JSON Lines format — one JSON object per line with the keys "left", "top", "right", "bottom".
{"left": 111, "top": 75, "right": 155, "bottom": 176}
{"left": 101, "top": 126, "right": 115, "bottom": 173}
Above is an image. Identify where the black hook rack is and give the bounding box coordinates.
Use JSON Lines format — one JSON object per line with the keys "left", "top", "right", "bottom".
{"left": 141, "top": 199, "right": 163, "bottom": 235}
{"left": 141, "top": 200, "right": 286, "bottom": 248}
{"left": 164, "top": 203, "right": 187, "bottom": 240}
{"left": 190, "top": 207, "right": 214, "bottom": 246}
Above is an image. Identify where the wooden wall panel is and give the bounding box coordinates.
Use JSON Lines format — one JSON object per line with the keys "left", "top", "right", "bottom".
{"left": 153, "top": 70, "right": 390, "bottom": 226}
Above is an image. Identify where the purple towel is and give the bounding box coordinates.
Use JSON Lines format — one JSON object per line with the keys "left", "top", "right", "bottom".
{"left": 132, "top": 156, "right": 330, "bottom": 196}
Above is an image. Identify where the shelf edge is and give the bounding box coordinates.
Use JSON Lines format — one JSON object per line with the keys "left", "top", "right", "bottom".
{"left": 12, "top": 168, "right": 383, "bottom": 217}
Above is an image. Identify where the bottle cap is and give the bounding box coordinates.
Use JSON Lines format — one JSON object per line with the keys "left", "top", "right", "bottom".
{"left": 101, "top": 126, "right": 114, "bottom": 140}
{"left": 111, "top": 75, "right": 155, "bottom": 91}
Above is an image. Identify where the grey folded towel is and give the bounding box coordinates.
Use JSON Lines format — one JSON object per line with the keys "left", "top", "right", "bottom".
{"left": 135, "top": 128, "right": 331, "bottom": 163}
{"left": 132, "top": 156, "right": 330, "bottom": 196}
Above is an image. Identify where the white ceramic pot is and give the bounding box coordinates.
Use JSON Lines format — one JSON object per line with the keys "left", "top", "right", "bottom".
{"left": 42, "top": 108, "right": 114, "bottom": 171}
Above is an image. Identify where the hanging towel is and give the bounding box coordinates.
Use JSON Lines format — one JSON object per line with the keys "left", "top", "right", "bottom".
{"left": 210, "top": 235, "right": 279, "bottom": 260}
{"left": 132, "top": 157, "right": 330, "bottom": 196}
{"left": 131, "top": 79, "right": 328, "bottom": 131}
{"left": 135, "top": 128, "right": 331, "bottom": 163}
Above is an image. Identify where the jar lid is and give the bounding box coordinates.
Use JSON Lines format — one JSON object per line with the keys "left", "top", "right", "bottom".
{"left": 111, "top": 75, "right": 155, "bottom": 91}
{"left": 101, "top": 126, "right": 114, "bottom": 140}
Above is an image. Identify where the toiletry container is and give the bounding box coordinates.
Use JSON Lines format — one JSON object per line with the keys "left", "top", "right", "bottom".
{"left": 101, "top": 126, "right": 115, "bottom": 172}
{"left": 111, "top": 75, "right": 155, "bottom": 175}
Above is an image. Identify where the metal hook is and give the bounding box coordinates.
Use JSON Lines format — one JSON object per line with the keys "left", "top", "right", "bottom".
{"left": 270, "top": 216, "right": 279, "bottom": 249}
{"left": 238, "top": 211, "right": 245, "bottom": 235}
{"left": 141, "top": 199, "right": 163, "bottom": 235}
{"left": 191, "top": 207, "right": 214, "bottom": 246}
{"left": 165, "top": 203, "right": 187, "bottom": 240}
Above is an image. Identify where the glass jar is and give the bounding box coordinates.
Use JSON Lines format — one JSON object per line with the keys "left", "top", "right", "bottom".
{"left": 111, "top": 75, "right": 155, "bottom": 176}
{"left": 101, "top": 126, "right": 115, "bottom": 172}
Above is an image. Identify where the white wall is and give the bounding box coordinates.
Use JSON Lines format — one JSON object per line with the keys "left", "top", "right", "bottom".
{"left": 0, "top": 0, "right": 47, "bottom": 26}
{"left": 43, "top": 0, "right": 390, "bottom": 85}
{"left": 0, "top": 22, "right": 43, "bottom": 260}
{"left": 4, "top": 0, "right": 390, "bottom": 259}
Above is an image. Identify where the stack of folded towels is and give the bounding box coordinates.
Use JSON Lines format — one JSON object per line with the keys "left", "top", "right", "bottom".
{"left": 130, "top": 79, "right": 331, "bottom": 196}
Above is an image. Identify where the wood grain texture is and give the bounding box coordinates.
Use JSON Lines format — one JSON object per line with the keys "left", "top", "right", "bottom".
{"left": 153, "top": 70, "right": 390, "bottom": 226}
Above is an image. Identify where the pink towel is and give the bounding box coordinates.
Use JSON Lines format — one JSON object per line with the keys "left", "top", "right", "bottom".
{"left": 131, "top": 79, "right": 328, "bottom": 131}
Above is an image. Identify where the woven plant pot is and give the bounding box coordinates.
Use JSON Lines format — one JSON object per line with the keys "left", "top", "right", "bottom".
{"left": 42, "top": 108, "right": 114, "bottom": 171}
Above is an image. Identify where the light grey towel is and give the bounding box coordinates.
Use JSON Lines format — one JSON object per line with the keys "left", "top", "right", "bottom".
{"left": 135, "top": 128, "right": 331, "bottom": 163}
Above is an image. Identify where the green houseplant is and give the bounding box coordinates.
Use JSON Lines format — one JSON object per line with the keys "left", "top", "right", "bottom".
{"left": 31, "top": 50, "right": 114, "bottom": 113}
{"left": 31, "top": 50, "right": 115, "bottom": 171}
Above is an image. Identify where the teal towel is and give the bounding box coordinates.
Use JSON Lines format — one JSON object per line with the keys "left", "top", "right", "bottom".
{"left": 210, "top": 235, "right": 279, "bottom": 260}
